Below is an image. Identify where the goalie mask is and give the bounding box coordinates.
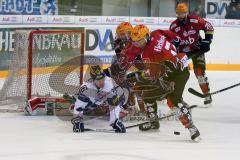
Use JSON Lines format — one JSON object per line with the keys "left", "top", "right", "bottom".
{"left": 90, "top": 65, "right": 105, "bottom": 81}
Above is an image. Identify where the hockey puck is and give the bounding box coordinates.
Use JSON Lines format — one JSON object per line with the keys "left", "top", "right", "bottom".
{"left": 174, "top": 131, "right": 180, "bottom": 135}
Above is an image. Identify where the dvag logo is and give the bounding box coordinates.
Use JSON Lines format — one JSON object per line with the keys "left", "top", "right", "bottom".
{"left": 207, "top": 2, "right": 228, "bottom": 15}
{"left": 85, "top": 29, "right": 114, "bottom": 51}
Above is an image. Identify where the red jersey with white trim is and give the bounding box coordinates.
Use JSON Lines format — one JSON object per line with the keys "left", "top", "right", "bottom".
{"left": 123, "top": 44, "right": 142, "bottom": 63}
{"left": 169, "top": 15, "right": 214, "bottom": 53}
{"left": 124, "top": 29, "right": 180, "bottom": 64}
{"left": 140, "top": 31, "right": 189, "bottom": 80}
{"left": 151, "top": 29, "right": 180, "bottom": 43}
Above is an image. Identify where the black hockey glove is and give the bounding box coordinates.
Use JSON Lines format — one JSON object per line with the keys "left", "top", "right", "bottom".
{"left": 111, "top": 119, "right": 126, "bottom": 133}
{"left": 199, "top": 39, "right": 211, "bottom": 53}
{"left": 199, "top": 33, "right": 213, "bottom": 53}
{"left": 71, "top": 116, "right": 84, "bottom": 132}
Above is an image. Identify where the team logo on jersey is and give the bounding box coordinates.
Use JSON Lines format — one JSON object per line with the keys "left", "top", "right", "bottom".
{"left": 178, "top": 55, "right": 189, "bottom": 71}
{"left": 154, "top": 36, "right": 166, "bottom": 52}
{"left": 96, "top": 90, "right": 106, "bottom": 102}
{"left": 180, "top": 37, "right": 195, "bottom": 46}
{"left": 190, "top": 19, "right": 198, "bottom": 23}
{"left": 175, "top": 27, "right": 180, "bottom": 32}
{"left": 188, "top": 29, "right": 196, "bottom": 35}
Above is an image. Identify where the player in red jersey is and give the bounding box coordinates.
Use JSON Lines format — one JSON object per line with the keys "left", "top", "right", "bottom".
{"left": 103, "top": 22, "right": 145, "bottom": 115}
{"left": 129, "top": 24, "right": 200, "bottom": 141}
{"left": 111, "top": 21, "right": 133, "bottom": 55}
{"left": 170, "top": 3, "right": 214, "bottom": 105}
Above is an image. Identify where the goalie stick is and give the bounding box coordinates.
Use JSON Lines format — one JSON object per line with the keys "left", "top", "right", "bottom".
{"left": 188, "top": 82, "right": 240, "bottom": 98}
{"left": 84, "top": 105, "right": 198, "bottom": 132}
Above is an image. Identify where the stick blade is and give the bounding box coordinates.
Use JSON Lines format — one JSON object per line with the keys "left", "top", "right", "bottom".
{"left": 188, "top": 88, "right": 205, "bottom": 98}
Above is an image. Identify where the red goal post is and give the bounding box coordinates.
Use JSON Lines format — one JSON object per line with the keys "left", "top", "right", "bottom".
{"left": 0, "top": 29, "right": 85, "bottom": 112}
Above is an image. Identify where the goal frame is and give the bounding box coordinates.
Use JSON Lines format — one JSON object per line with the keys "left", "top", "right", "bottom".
{"left": 27, "top": 30, "right": 85, "bottom": 100}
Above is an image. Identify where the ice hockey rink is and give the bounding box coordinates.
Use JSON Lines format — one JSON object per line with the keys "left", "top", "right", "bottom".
{"left": 0, "top": 70, "right": 239, "bottom": 160}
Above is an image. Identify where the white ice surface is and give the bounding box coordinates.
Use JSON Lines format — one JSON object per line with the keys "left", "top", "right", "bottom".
{"left": 0, "top": 71, "right": 240, "bottom": 160}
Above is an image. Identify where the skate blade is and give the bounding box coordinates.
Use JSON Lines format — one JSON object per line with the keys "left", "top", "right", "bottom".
{"left": 192, "top": 136, "right": 201, "bottom": 143}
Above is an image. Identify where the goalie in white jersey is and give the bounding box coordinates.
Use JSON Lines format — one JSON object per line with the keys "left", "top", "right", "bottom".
{"left": 71, "top": 65, "right": 127, "bottom": 133}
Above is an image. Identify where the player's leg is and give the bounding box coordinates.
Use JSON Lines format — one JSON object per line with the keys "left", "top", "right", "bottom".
{"left": 136, "top": 76, "right": 173, "bottom": 131}
{"left": 192, "top": 54, "right": 212, "bottom": 105}
{"left": 134, "top": 81, "right": 148, "bottom": 113}
{"left": 138, "top": 98, "right": 160, "bottom": 131}
{"left": 137, "top": 81, "right": 161, "bottom": 131}
{"left": 167, "top": 69, "right": 200, "bottom": 141}
{"left": 136, "top": 95, "right": 145, "bottom": 113}
{"left": 109, "top": 105, "right": 126, "bottom": 133}
{"left": 71, "top": 98, "right": 86, "bottom": 132}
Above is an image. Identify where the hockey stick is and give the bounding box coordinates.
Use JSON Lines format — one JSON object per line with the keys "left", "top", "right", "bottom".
{"left": 188, "top": 82, "right": 240, "bottom": 98}
{"left": 84, "top": 105, "right": 198, "bottom": 132}
{"left": 125, "top": 104, "right": 198, "bottom": 129}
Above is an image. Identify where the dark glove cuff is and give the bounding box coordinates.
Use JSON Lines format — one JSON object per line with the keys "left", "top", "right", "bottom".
{"left": 205, "top": 34, "right": 213, "bottom": 42}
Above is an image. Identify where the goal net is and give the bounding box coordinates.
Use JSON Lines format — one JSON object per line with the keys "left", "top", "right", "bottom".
{"left": 0, "top": 30, "right": 84, "bottom": 112}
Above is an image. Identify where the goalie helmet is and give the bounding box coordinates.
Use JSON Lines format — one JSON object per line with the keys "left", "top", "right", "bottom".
{"left": 131, "top": 24, "right": 150, "bottom": 42}
{"left": 89, "top": 65, "right": 105, "bottom": 80}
